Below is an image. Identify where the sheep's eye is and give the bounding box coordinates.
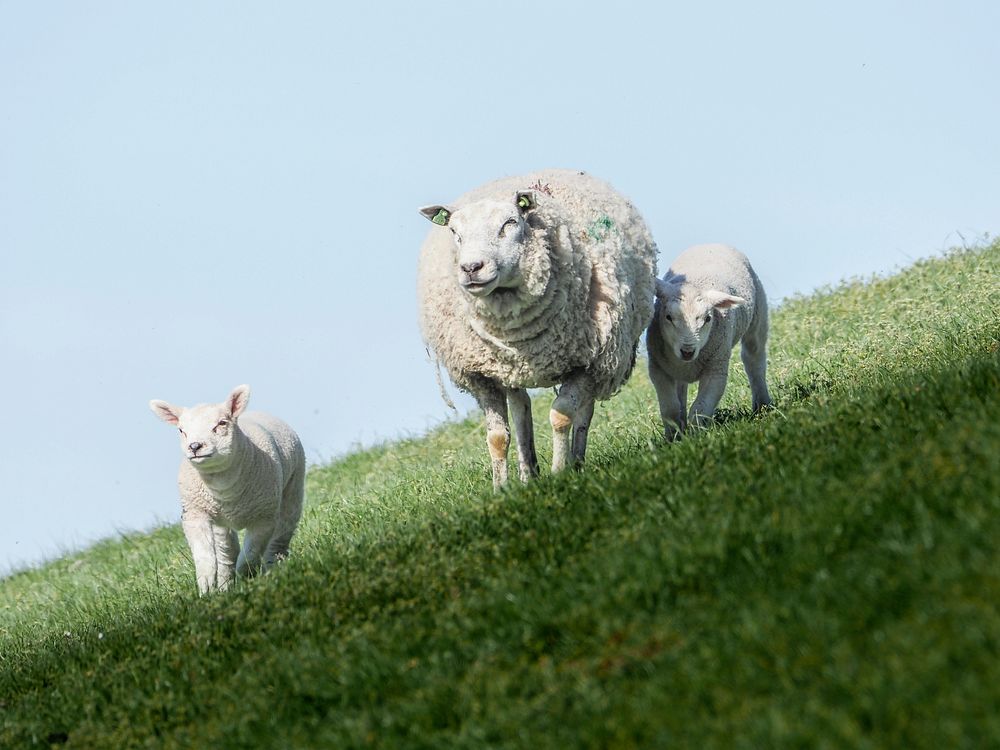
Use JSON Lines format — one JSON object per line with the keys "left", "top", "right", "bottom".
{"left": 178, "top": 428, "right": 186, "bottom": 436}
{"left": 450, "top": 228, "right": 461, "bottom": 243}
{"left": 664, "top": 314, "right": 673, "bottom": 323}
{"left": 704, "top": 314, "right": 712, "bottom": 324}
{"left": 499, "top": 218, "right": 518, "bottom": 237}
{"left": 217, "top": 420, "right": 228, "bottom": 428}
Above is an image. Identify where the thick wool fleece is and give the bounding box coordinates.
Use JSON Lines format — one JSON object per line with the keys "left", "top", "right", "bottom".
{"left": 418, "top": 169, "right": 658, "bottom": 399}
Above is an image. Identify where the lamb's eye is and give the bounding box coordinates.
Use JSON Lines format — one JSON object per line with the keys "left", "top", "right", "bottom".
{"left": 213, "top": 420, "right": 228, "bottom": 433}
{"left": 499, "top": 218, "right": 518, "bottom": 237}
{"left": 664, "top": 314, "right": 673, "bottom": 323}
{"left": 178, "top": 428, "right": 186, "bottom": 436}
{"left": 450, "top": 229, "right": 462, "bottom": 244}
{"left": 704, "top": 314, "right": 712, "bottom": 324}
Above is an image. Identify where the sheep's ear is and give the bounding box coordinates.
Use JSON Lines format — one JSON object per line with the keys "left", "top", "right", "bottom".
{"left": 515, "top": 191, "right": 536, "bottom": 214}
{"left": 227, "top": 385, "right": 251, "bottom": 418}
{"left": 150, "top": 400, "right": 182, "bottom": 425}
{"left": 705, "top": 290, "right": 746, "bottom": 309}
{"left": 419, "top": 205, "right": 452, "bottom": 226}
{"left": 654, "top": 277, "right": 679, "bottom": 298}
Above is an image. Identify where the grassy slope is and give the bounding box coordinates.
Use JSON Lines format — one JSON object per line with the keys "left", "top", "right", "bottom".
{"left": 2, "top": 242, "right": 998, "bottom": 749}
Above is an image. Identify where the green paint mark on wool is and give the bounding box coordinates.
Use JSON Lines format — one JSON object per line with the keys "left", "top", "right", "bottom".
{"left": 588, "top": 215, "right": 615, "bottom": 241}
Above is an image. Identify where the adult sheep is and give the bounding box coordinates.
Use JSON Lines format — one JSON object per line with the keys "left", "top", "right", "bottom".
{"left": 417, "top": 169, "right": 658, "bottom": 489}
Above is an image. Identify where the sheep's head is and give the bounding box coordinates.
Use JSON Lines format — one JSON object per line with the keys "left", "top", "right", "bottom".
{"left": 149, "top": 385, "right": 250, "bottom": 471}
{"left": 654, "top": 276, "right": 744, "bottom": 361}
{"left": 420, "top": 191, "right": 538, "bottom": 298}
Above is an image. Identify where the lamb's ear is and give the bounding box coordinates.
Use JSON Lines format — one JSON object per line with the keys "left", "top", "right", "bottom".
{"left": 150, "top": 400, "right": 182, "bottom": 425}
{"left": 705, "top": 290, "right": 746, "bottom": 310}
{"left": 227, "top": 385, "right": 251, "bottom": 418}
{"left": 654, "top": 277, "right": 679, "bottom": 299}
{"left": 514, "top": 191, "right": 537, "bottom": 214}
{"left": 419, "top": 205, "right": 452, "bottom": 226}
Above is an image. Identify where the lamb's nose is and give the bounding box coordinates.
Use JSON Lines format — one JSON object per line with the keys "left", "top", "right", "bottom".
{"left": 461, "top": 261, "right": 484, "bottom": 275}
{"left": 680, "top": 347, "right": 695, "bottom": 361}
{"left": 189, "top": 442, "right": 204, "bottom": 454}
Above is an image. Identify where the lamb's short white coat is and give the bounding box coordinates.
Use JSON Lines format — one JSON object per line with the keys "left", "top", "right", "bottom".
{"left": 646, "top": 244, "right": 772, "bottom": 438}
{"left": 418, "top": 169, "right": 658, "bottom": 488}
{"left": 149, "top": 385, "right": 305, "bottom": 594}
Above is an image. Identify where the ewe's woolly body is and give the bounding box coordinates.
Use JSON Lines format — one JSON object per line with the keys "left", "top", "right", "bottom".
{"left": 418, "top": 169, "right": 657, "bottom": 399}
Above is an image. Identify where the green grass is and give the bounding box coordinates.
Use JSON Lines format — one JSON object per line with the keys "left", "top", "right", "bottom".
{"left": 2, "top": 242, "right": 999, "bottom": 749}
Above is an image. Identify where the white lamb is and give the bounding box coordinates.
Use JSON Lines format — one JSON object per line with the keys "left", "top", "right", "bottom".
{"left": 149, "top": 385, "right": 305, "bottom": 594}
{"left": 646, "top": 243, "right": 772, "bottom": 439}
{"left": 417, "top": 169, "right": 658, "bottom": 489}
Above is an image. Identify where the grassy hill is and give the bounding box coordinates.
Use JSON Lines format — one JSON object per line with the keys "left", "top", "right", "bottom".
{"left": 2, "top": 242, "right": 998, "bottom": 749}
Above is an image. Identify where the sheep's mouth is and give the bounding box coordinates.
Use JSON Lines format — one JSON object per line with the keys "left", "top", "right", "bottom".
{"left": 462, "top": 277, "right": 499, "bottom": 296}
{"left": 188, "top": 453, "right": 216, "bottom": 463}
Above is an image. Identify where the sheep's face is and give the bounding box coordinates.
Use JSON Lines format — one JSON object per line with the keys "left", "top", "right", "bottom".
{"left": 420, "top": 191, "right": 537, "bottom": 298}
{"left": 655, "top": 278, "right": 744, "bottom": 361}
{"left": 150, "top": 385, "right": 251, "bottom": 472}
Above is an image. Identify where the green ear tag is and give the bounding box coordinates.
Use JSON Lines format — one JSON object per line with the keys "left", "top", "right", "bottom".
{"left": 432, "top": 209, "right": 450, "bottom": 226}
{"left": 517, "top": 196, "right": 531, "bottom": 209}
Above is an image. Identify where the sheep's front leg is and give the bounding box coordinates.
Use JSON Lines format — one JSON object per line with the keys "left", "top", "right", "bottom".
{"left": 181, "top": 509, "right": 218, "bottom": 595}
{"left": 468, "top": 381, "right": 510, "bottom": 491}
{"left": 507, "top": 388, "right": 539, "bottom": 482}
{"left": 213, "top": 526, "right": 239, "bottom": 591}
{"left": 648, "top": 358, "right": 685, "bottom": 440}
{"left": 551, "top": 376, "right": 596, "bottom": 472}
{"left": 689, "top": 366, "right": 729, "bottom": 429}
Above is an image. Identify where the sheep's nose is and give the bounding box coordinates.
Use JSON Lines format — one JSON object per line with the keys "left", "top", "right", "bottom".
{"left": 461, "top": 260, "right": 484, "bottom": 275}
{"left": 680, "top": 347, "right": 696, "bottom": 361}
{"left": 189, "top": 442, "right": 204, "bottom": 454}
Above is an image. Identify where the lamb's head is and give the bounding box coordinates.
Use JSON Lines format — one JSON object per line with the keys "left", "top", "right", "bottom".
{"left": 420, "top": 191, "right": 538, "bottom": 298}
{"left": 654, "top": 276, "right": 744, "bottom": 361}
{"left": 149, "top": 385, "right": 251, "bottom": 471}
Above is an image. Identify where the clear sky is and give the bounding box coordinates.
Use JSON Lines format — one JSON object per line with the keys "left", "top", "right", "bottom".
{"left": 1, "top": 2, "right": 997, "bottom": 575}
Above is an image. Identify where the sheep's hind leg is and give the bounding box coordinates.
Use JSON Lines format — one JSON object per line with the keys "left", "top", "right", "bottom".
{"left": 237, "top": 525, "right": 274, "bottom": 578}
{"left": 551, "top": 376, "right": 595, "bottom": 472}
{"left": 741, "top": 307, "right": 772, "bottom": 413}
{"left": 507, "top": 388, "right": 539, "bottom": 482}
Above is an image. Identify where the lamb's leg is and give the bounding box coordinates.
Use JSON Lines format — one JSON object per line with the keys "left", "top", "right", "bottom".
{"left": 550, "top": 376, "right": 595, "bottom": 472}
{"left": 741, "top": 305, "right": 772, "bottom": 413}
{"left": 213, "top": 526, "right": 239, "bottom": 591}
{"left": 676, "top": 382, "right": 689, "bottom": 433}
{"left": 181, "top": 509, "right": 218, "bottom": 595}
{"left": 237, "top": 525, "right": 274, "bottom": 577}
{"left": 470, "top": 380, "right": 510, "bottom": 491}
{"left": 648, "top": 358, "right": 685, "bottom": 440}
{"left": 507, "top": 388, "right": 539, "bottom": 482}
{"left": 264, "top": 468, "right": 306, "bottom": 568}
{"left": 689, "top": 366, "right": 730, "bottom": 429}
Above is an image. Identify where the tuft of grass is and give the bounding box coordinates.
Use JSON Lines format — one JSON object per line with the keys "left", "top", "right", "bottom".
{"left": 2, "top": 242, "right": 998, "bottom": 749}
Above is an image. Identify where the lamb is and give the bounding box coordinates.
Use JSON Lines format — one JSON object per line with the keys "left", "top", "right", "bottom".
{"left": 646, "top": 243, "right": 772, "bottom": 439}
{"left": 417, "top": 169, "right": 658, "bottom": 489}
{"left": 149, "top": 385, "right": 305, "bottom": 594}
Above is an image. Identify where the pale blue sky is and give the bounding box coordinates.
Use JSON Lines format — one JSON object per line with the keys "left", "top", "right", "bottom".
{"left": 1, "top": 1, "right": 997, "bottom": 575}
